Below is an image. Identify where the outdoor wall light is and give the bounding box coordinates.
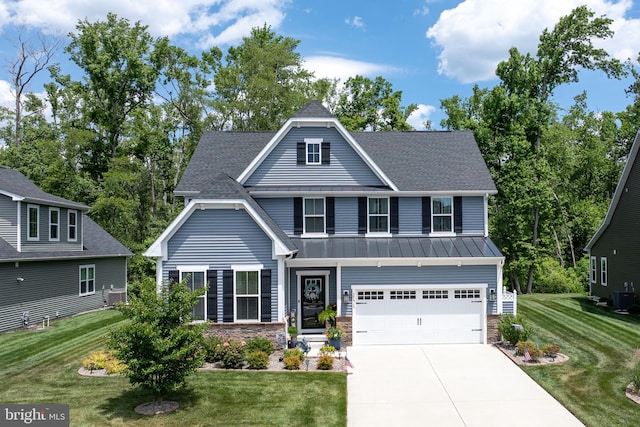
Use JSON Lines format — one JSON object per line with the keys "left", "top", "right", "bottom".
{"left": 343, "top": 290, "right": 350, "bottom": 304}
{"left": 489, "top": 288, "right": 496, "bottom": 302}
{"left": 16, "top": 277, "right": 24, "bottom": 284}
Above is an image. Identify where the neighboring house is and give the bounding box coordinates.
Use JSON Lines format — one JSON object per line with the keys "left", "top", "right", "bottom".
{"left": 0, "top": 167, "right": 132, "bottom": 333}
{"left": 146, "top": 100, "right": 513, "bottom": 346}
{"left": 585, "top": 131, "right": 640, "bottom": 309}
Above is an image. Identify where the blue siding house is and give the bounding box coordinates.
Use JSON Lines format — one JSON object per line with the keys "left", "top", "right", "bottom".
{"left": 146, "top": 101, "right": 512, "bottom": 345}
{"left": 0, "top": 167, "right": 132, "bottom": 333}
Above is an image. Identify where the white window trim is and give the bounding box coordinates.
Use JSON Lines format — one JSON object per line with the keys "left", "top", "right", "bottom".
{"left": 177, "top": 265, "right": 209, "bottom": 322}
{"left": 79, "top": 264, "right": 95, "bottom": 296}
{"left": 232, "top": 264, "right": 263, "bottom": 322}
{"left": 601, "top": 257, "right": 608, "bottom": 286}
{"left": 302, "top": 197, "right": 327, "bottom": 237}
{"left": 305, "top": 138, "right": 323, "bottom": 165}
{"left": 367, "top": 197, "right": 390, "bottom": 235}
{"left": 430, "top": 196, "right": 454, "bottom": 236}
{"left": 49, "top": 207, "right": 60, "bottom": 242}
{"left": 27, "top": 204, "right": 39, "bottom": 241}
{"left": 68, "top": 210, "right": 78, "bottom": 242}
{"left": 590, "top": 256, "right": 597, "bottom": 284}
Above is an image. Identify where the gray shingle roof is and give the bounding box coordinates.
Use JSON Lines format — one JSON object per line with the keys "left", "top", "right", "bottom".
{"left": 292, "top": 99, "right": 336, "bottom": 119}
{"left": 0, "top": 167, "right": 90, "bottom": 210}
{"left": 0, "top": 216, "right": 132, "bottom": 261}
{"left": 290, "top": 236, "right": 502, "bottom": 259}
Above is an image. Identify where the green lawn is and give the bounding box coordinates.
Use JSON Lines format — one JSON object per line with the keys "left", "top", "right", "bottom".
{"left": 0, "top": 310, "right": 347, "bottom": 426}
{"left": 518, "top": 294, "right": 640, "bottom": 426}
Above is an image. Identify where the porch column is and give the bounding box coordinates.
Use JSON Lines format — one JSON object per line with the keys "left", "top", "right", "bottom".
{"left": 336, "top": 263, "right": 342, "bottom": 315}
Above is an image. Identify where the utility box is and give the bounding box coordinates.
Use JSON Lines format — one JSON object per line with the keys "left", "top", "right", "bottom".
{"left": 107, "top": 289, "right": 127, "bottom": 306}
{"left": 612, "top": 291, "right": 635, "bottom": 310}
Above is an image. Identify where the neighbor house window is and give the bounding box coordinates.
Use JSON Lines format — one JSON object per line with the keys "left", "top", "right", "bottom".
{"left": 27, "top": 204, "right": 39, "bottom": 241}
{"left": 432, "top": 197, "right": 453, "bottom": 233}
{"left": 306, "top": 140, "right": 321, "bottom": 164}
{"left": 68, "top": 210, "right": 77, "bottom": 242}
{"left": 590, "top": 256, "right": 597, "bottom": 284}
{"left": 181, "top": 269, "right": 206, "bottom": 321}
{"left": 368, "top": 197, "right": 389, "bottom": 233}
{"left": 49, "top": 208, "right": 60, "bottom": 241}
{"left": 79, "top": 265, "right": 95, "bottom": 296}
{"left": 235, "top": 270, "right": 260, "bottom": 321}
{"left": 304, "top": 198, "right": 325, "bottom": 234}
{"left": 601, "top": 257, "right": 608, "bottom": 286}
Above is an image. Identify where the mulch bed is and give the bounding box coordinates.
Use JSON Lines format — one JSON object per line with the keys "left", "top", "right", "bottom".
{"left": 134, "top": 401, "right": 179, "bottom": 415}
{"left": 496, "top": 344, "right": 569, "bottom": 366}
{"left": 200, "top": 349, "right": 346, "bottom": 373}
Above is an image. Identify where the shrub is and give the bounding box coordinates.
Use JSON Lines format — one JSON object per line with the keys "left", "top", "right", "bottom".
{"left": 82, "top": 350, "right": 110, "bottom": 370}
{"left": 103, "top": 358, "right": 127, "bottom": 375}
{"left": 516, "top": 341, "right": 543, "bottom": 360}
{"left": 627, "top": 304, "right": 640, "bottom": 315}
{"left": 498, "top": 313, "right": 531, "bottom": 345}
{"left": 284, "top": 348, "right": 305, "bottom": 362}
{"left": 533, "top": 257, "right": 584, "bottom": 293}
{"left": 317, "top": 354, "right": 334, "bottom": 370}
{"left": 319, "top": 345, "right": 336, "bottom": 355}
{"left": 632, "top": 362, "right": 640, "bottom": 393}
{"left": 283, "top": 355, "right": 302, "bottom": 370}
{"left": 542, "top": 343, "right": 561, "bottom": 357}
{"left": 202, "top": 335, "right": 224, "bottom": 363}
{"left": 246, "top": 350, "right": 269, "bottom": 370}
{"left": 244, "top": 336, "right": 274, "bottom": 355}
{"left": 220, "top": 340, "right": 246, "bottom": 369}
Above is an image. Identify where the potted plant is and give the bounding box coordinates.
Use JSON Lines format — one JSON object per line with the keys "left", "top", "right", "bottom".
{"left": 287, "top": 326, "right": 298, "bottom": 349}
{"left": 318, "top": 304, "right": 337, "bottom": 327}
{"left": 326, "top": 325, "right": 344, "bottom": 350}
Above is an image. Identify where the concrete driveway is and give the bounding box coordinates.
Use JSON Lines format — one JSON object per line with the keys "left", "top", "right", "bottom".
{"left": 346, "top": 345, "right": 583, "bottom": 427}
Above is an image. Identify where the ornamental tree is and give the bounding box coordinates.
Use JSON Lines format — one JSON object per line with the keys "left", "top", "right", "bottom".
{"left": 109, "top": 277, "right": 206, "bottom": 399}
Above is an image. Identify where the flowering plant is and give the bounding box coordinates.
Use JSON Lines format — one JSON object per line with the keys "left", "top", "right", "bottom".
{"left": 326, "top": 326, "right": 344, "bottom": 340}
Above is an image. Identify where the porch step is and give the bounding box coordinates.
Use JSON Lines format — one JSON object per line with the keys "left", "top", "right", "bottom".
{"left": 299, "top": 334, "right": 327, "bottom": 343}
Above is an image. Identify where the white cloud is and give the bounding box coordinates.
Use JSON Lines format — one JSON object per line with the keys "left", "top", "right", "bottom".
{"left": 0, "top": 0, "right": 290, "bottom": 47}
{"left": 345, "top": 16, "right": 365, "bottom": 29}
{"left": 426, "top": 0, "right": 640, "bottom": 83}
{"left": 304, "top": 56, "right": 401, "bottom": 81}
{"left": 407, "top": 104, "right": 436, "bottom": 130}
{"left": 0, "top": 80, "right": 13, "bottom": 109}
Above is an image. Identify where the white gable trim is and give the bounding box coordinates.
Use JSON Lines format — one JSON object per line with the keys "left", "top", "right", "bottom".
{"left": 585, "top": 131, "right": 640, "bottom": 250}
{"left": 236, "top": 117, "right": 399, "bottom": 191}
{"left": 144, "top": 199, "right": 294, "bottom": 259}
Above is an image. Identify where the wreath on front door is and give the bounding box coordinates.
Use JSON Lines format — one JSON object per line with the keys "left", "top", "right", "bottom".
{"left": 304, "top": 282, "right": 322, "bottom": 301}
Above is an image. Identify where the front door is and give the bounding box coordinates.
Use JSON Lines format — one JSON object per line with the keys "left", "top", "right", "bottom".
{"left": 300, "top": 276, "right": 326, "bottom": 331}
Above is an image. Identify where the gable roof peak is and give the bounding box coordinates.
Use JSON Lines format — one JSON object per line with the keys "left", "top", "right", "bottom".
{"left": 292, "top": 99, "right": 335, "bottom": 119}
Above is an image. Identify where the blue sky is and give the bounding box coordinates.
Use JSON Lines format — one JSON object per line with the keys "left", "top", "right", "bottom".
{"left": 1, "top": 0, "right": 640, "bottom": 129}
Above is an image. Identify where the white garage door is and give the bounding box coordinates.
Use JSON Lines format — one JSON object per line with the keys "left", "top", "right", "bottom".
{"left": 352, "top": 287, "right": 485, "bottom": 345}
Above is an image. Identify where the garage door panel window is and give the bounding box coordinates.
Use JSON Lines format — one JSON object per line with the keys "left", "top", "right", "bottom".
{"left": 454, "top": 289, "right": 481, "bottom": 299}
{"left": 423, "top": 290, "right": 448, "bottom": 299}
{"left": 390, "top": 290, "right": 416, "bottom": 300}
{"left": 357, "top": 290, "right": 384, "bottom": 300}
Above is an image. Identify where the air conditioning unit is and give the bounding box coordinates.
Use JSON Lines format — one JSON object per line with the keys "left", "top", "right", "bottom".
{"left": 612, "top": 291, "right": 635, "bottom": 310}
{"left": 107, "top": 289, "right": 127, "bottom": 306}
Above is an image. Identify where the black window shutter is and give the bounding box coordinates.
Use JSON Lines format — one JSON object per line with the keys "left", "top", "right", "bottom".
{"left": 422, "top": 197, "right": 431, "bottom": 234}
{"left": 326, "top": 197, "right": 335, "bottom": 234}
{"left": 321, "top": 142, "right": 330, "bottom": 165}
{"left": 390, "top": 197, "right": 399, "bottom": 234}
{"left": 261, "top": 269, "right": 272, "bottom": 322}
{"left": 207, "top": 270, "right": 218, "bottom": 322}
{"left": 297, "top": 142, "right": 305, "bottom": 165}
{"left": 454, "top": 196, "right": 463, "bottom": 233}
{"left": 294, "top": 197, "right": 303, "bottom": 234}
{"left": 168, "top": 270, "right": 179, "bottom": 291}
{"left": 358, "top": 197, "right": 367, "bottom": 234}
{"left": 222, "top": 270, "right": 234, "bottom": 323}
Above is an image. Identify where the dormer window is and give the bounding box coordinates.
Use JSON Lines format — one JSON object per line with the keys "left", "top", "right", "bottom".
{"left": 68, "top": 210, "right": 78, "bottom": 242}
{"left": 307, "top": 140, "right": 321, "bottom": 164}
{"left": 297, "top": 139, "right": 330, "bottom": 165}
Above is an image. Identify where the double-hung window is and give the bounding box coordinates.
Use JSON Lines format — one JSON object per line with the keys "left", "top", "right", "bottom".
{"left": 68, "top": 210, "right": 77, "bottom": 242}
{"left": 27, "top": 204, "right": 39, "bottom": 241}
{"left": 304, "top": 198, "right": 325, "bottom": 234}
{"left": 181, "top": 269, "right": 207, "bottom": 321}
{"left": 432, "top": 197, "right": 453, "bottom": 233}
{"left": 49, "top": 208, "right": 60, "bottom": 241}
{"left": 368, "top": 197, "right": 389, "bottom": 233}
{"left": 590, "top": 256, "right": 597, "bottom": 284}
{"left": 306, "top": 140, "right": 321, "bottom": 165}
{"left": 601, "top": 257, "right": 608, "bottom": 286}
{"left": 79, "top": 265, "right": 95, "bottom": 296}
{"left": 235, "top": 269, "right": 260, "bottom": 321}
